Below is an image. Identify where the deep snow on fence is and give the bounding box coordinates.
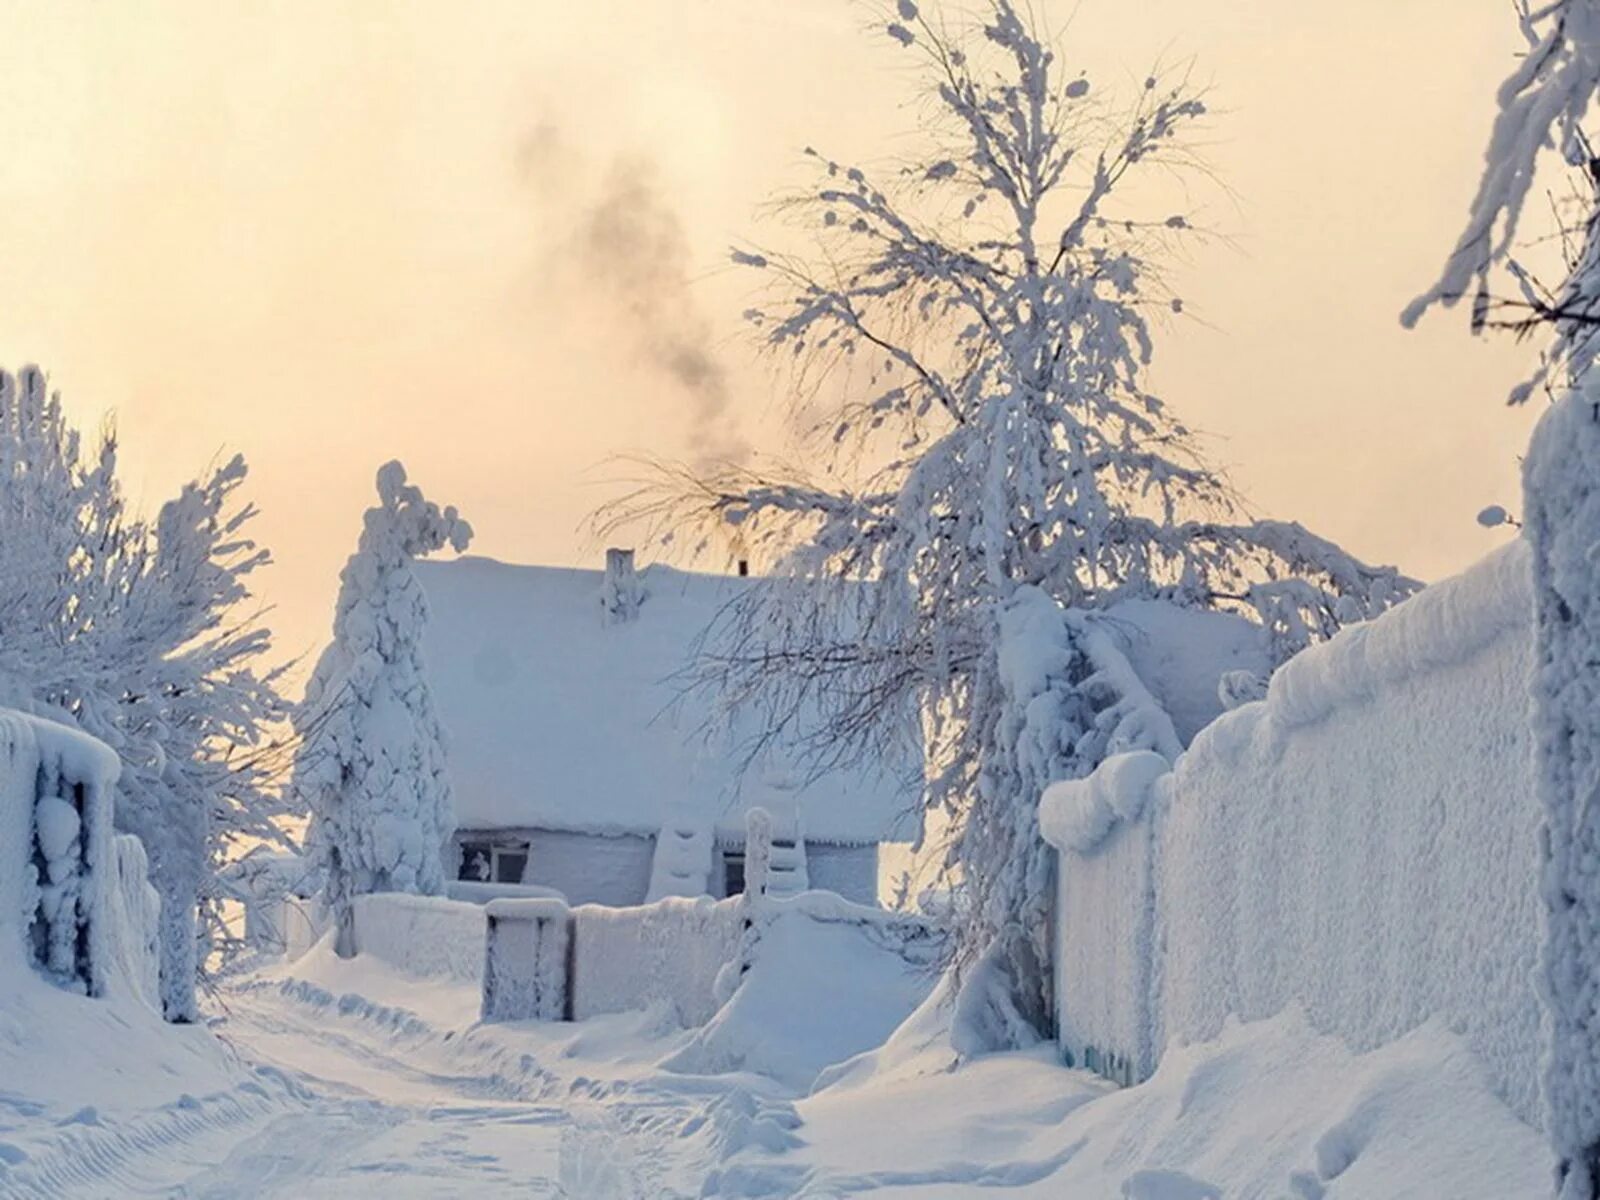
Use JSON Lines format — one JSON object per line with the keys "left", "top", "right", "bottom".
{"left": 0, "top": 708, "right": 129, "bottom": 998}
{"left": 350, "top": 892, "right": 487, "bottom": 986}
{"left": 569, "top": 895, "right": 744, "bottom": 1026}
{"left": 1043, "top": 541, "right": 1546, "bottom": 1126}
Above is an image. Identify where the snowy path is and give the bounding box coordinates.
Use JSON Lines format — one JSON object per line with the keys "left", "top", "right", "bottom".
{"left": 179, "top": 979, "right": 722, "bottom": 1198}
{"left": 1, "top": 970, "right": 747, "bottom": 1199}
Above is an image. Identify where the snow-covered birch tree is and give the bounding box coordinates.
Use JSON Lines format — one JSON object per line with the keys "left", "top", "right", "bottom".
{"left": 609, "top": 1, "right": 1415, "bottom": 1043}
{"left": 294, "top": 461, "right": 471, "bottom": 958}
{"left": 1405, "top": 3, "right": 1600, "bottom": 1194}
{"left": 0, "top": 365, "right": 292, "bottom": 1021}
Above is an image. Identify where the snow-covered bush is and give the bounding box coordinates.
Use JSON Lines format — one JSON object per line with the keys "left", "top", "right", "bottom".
{"left": 607, "top": 0, "right": 1415, "bottom": 1041}
{"left": 0, "top": 366, "right": 291, "bottom": 1020}
{"left": 294, "top": 461, "right": 471, "bottom": 956}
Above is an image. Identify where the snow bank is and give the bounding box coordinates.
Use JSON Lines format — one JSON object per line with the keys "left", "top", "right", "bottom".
{"left": 729, "top": 1012, "right": 1550, "bottom": 1200}
{"left": 663, "top": 893, "right": 944, "bottom": 1091}
{"left": 349, "top": 892, "right": 486, "bottom": 986}
{"left": 1043, "top": 541, "right": 1545, "bottom": 1125}
{"left": 570, "top": 895, "right": 744, "bottom": 1027}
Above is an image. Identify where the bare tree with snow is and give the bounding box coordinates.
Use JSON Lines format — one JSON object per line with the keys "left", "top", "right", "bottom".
{"left": 0, "top": 365, "right": 291, "bottom": 1021}
{"left": 609, "top": 1, "right": 1415, "bottom": 1043}
{"left": 294, "top": 461, "right": 472, "bottom": 958}
{"left": 1406, "top": 3, "right": 1600, "bottom": 1194}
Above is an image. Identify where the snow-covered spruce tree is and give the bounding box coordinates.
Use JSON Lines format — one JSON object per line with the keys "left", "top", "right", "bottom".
{"left": 0, "top": 365, "right": 292, "bottom": 1021}
{"left": 609, "top": 2, "right": 1415, "bottom": 1043}
{"left": 294, "top": 461, "right": 471, "bottom": 958}
{"left": 1405, "top": 4, "right": 1600, "bottom": 1194}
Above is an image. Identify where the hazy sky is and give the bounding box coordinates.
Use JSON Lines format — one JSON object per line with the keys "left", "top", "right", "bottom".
{"left": 0, "top": 1, "right": 1542, "bottom": 671}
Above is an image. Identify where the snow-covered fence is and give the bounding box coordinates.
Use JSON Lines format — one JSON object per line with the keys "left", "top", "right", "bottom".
{"left": 349, "top": 892, "right": 486, "bottom": 986}
{"left": 0, "top": 708, "right": 126, "bottom": 997}
{"left": 569, "top": 895, "right": 745, "bottom": 1026}
{"left": 1044, "top": 542, "right": 1546, "bottom": 1126}
{"left": 481, "top": 898, "right": 570, "bottom": 1022}
{"left": 283, "top": 896, "right": 328, "bottom": 961}
{"left": 1043, "top": 751, "right": 1168, "bottom": 1086}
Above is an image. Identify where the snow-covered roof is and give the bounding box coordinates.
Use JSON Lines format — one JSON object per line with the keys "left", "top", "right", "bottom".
{"left": 415, "top": 557, "right": 921, "bottom": 845}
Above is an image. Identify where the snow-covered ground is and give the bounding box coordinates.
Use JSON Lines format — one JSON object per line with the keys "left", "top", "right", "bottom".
{"left": 0, "top": 939, "right": 1551, "bottom": 1198}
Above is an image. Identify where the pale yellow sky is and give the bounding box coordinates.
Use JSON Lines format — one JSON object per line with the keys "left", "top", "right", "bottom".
{"left": 0, "top": 1, "right": 1541, "bottom": 671}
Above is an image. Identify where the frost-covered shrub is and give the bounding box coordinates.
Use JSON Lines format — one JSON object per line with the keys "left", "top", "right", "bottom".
{"left": 294, "top": 461, "right": 471, "bottom": 955}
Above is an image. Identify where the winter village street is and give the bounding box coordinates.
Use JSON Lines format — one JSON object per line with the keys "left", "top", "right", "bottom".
{"left": 10, "top": 1, "right": 1600, "bottom": 1197}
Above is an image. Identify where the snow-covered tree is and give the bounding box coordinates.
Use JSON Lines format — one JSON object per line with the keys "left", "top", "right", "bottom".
{"left": 0, "top": 365, "right": 292, "bottom": 1021}
{"left": 609, "top": 1, "right": 1415, "bottom": 1041}
{"left": 1406, "top": 4, "right": 1600, "bottom": 1194}
{"left": 294, "top": 461, "right": 471, "bottom": 957}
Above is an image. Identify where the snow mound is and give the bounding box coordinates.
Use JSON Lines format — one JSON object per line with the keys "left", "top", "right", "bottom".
{"left": 662, "top": 894, "right": 942, "bottom": 1091}
{"left": 748, "top": 1012, "right": 1548, "bottom": 1199}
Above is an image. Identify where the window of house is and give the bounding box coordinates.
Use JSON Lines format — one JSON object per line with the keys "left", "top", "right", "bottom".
{"left": 492, "top": 844, "right": 529, "bottom": 885}
{"left": 723, "top": 851, "right": 746, "bottom": 897}
{"left": 458, "top": 840, "right": 530, "bottom": 885}
{"left": 459, "top": 841, "right": 493, "bottom": 882}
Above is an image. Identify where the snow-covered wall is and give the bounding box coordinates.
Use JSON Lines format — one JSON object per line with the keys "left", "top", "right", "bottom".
{"left": 350, "top": 892, "right": 486, "bottom": 986}
{"left": 0, "top": 708, "right": 125, "bottom": 997}
{"left": 569, "top": 895, "right": 744, "bottom": 1026}
{"left": 1043, "top": 542, "right": 1545, "bottom": 1126}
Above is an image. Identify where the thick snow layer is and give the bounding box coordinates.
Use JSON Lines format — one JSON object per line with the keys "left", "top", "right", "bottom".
{"left": 349, "top": 892, "right": 486, "bottom": 987}
{"left": 714, "top": 1012, "right": 1549, "bottom": 1199}
{"left": 446, "top": 879, "right": 566, "bottom": 906}
{"left": 663, "top": 893, "right": 943, "bottom": 1091}
{"left": 1040, "top": 750, "right": 1169, "bottom": 855}
{"left": 1045, "top": 541, "right": 1545, "bottom": 1125}
{"left": 415, "top": 557, "right": 919, "bottom": 845}
{"left": 570, "top": 895, "right": 745, "bottom": 1027}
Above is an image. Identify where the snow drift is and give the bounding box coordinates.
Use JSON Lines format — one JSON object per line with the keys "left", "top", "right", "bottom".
{"left": 663, "top": 892, "right": 944, "bottom": 1091}
{"left": 1043, "top": 540, "right": 1544, "bottom": 1125}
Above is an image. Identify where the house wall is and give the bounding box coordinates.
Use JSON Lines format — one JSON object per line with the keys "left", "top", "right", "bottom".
{"left": 806, "top": 843, "right": 879, "bottom": 905}
{"left": 456, "top": 828, "right": 656, "bottom": 907}
{"left": 458, "top": 827, "right": 883, "bottom": 907}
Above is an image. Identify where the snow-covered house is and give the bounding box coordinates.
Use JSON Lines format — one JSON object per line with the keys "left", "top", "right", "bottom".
{"left": 415, "top": 551, "right": 921, "bottom": 908}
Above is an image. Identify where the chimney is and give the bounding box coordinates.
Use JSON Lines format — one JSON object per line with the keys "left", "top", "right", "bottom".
{"left": 601, "top": 547, "right": 642, "bottom": 625}
{"left": 737, "top": 559, "right": 749, "bottom": 578}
